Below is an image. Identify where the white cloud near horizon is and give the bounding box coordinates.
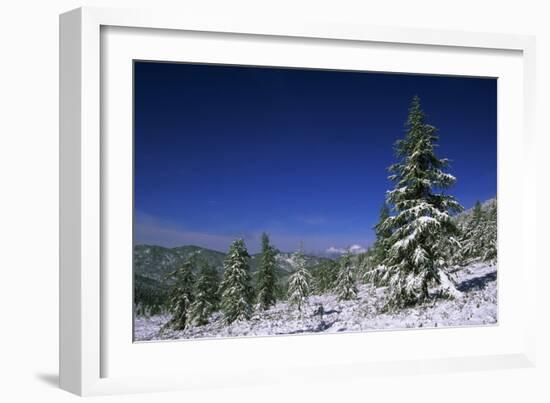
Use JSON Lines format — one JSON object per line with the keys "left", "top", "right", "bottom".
{"left": 325, "top": 244, "right": 367, "bottom": 255}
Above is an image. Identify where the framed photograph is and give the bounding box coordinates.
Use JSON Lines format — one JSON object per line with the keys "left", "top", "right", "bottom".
{"left": 60, "top": 7, "right": 537, "bottom": 396}
{"left": 132, "top": 61, "right": 499, "bottom": 342}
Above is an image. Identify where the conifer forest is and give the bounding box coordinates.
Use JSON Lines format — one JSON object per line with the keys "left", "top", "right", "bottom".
{"left": 134, "top": 96, "right": 498, "bottom": 341}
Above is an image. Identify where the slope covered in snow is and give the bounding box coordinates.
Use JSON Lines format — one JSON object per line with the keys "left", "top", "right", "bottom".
{"left": 134, "top": 262, "right": 497, "bottom": 341}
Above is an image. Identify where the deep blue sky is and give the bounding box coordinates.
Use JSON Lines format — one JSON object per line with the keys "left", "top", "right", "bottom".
{"left": 134, "top": 61, "right": 496, "bottom": 254}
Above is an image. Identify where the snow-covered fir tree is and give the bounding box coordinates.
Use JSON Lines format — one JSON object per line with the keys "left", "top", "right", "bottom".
{"left": 256, "top": 233, "right": 278, "bottom": 310}
{"left": 220, "top": 239, "right": 253, "bottom": 324}
{"left": 364, "top": 202, "right": 392, "bottom": 284}
{"left": 190, "top": 261, "right": 220, "bottom": 326}
{"left": 287, "top": 245, "right": 312, "bottom": 312}
{"left": 366, "top": 95, "right": 463, "bottom": 309}
{"left": 165, "top": 262, "right": 195, "bottom": 330}
{"left": 481, "top": 202, "right": 497, "bottom": 264}
{"left": 458, "top": 199, "right": 497, "bottom": 265}
{"left": 460, "top": 200, "right": 484, "bottom": 263}
{"left": 372, "top": 202, "right": 391, "bottom": 265}
{"left": 335, "top": 250, "right": 358, "bottom": 301}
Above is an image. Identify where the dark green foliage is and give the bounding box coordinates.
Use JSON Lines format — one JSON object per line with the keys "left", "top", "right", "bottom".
{"left": 366, "top": 96, "right": 463, "bottom": 310}
{"left": 356, "top": 250, "right": 375, "bottom": 283}
{"left": 356, "top": 249, "right": 381, "bottom": 286}
{"left": 368, "top": 202, "right": 393, "bottom": 276}
{"left": 134, "top": 274, "right": 168, "bottom": 316}
{"left": 460, "top": 200, "right": 484, "bottom": 262}
{"left": 482, "top": 202, "right": 497, "bottom": 263}
{"left": 373, "top": 203, "right": 391, "bottom": 257}
{"left": 165, "top": 262, "right": 195, "bottom": 330}
{"left": 256, "top": 233, "right": 278, "bottom": 310}
{"left": 133, "top": 244, "right": 329, "bottom": 312}
{"left": 134, "top": 244, "right": 226, "bottom": 282}
{"left": 310, "top": 260, "right": 339, "bottom": 294}
{"left": 190, "top": 261, "right": 220, "bottom": 326}
{"left": 335, "top": 251, "right": 358, "bottom": 301}
{"left": 220, "top": 239, "right": 253, "bottom": 324}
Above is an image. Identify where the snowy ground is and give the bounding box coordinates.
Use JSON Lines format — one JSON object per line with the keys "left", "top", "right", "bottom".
{"left": 134, "top": 263, "right": 497, "bottom": 341}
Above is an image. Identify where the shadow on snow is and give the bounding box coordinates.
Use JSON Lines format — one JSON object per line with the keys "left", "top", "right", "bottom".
{"left": 456, "top": 270, "right": 497, "bottom": 292}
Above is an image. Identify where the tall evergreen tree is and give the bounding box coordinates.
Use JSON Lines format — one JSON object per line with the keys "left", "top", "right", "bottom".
{"left": 256, "top": 233, "right": 278, "bottom": 310}
{"left": 190, "top": 260, "right": 220, "bottom": 326}
{"left": 370, "top": 202, "right": 392, "bottom": 274}
{"left": 335, "top": 251, "right": 358, "bottom": 301}
{"left": 374, "top": 203, "right": 390, "bottom": 242}
{"left": 165, "top": 262, "right": 195, "bottom": 330}
{"left": 367, "top": 96, "right": 463, "bottom": 309}
{"left": 220, "top": 239, "right": 253, "bottom": 324}
{"left": 287, "top": 245, "right": 311, "bottom": 312}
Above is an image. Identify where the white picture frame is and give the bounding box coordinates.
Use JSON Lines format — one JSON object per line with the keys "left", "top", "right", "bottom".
{"left": 60, "top": 6, "right": 537, "bottom": 396}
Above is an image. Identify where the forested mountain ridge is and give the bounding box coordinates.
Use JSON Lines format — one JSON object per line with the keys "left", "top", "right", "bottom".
{"left": 134, "top": 243, "right": 331, "bottom": 314}
{"left": 134, "top": 244, "right": 329, "bottom": 281}
{"left": 134, "top": 196, "right": 496, "bottom": 315}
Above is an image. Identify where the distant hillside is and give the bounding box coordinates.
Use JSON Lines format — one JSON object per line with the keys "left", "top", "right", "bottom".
{"left": 134, "top": 244, "right": 329, "bottom": 280}
{"left": 134, "top": 244, "right": 331, "bottom": 310}
{"left": 135, "top": 198, "right": 496, "bottom": 311}
{"left": 134, "top": 244, "right": 226, "bottom": 282}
